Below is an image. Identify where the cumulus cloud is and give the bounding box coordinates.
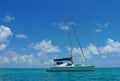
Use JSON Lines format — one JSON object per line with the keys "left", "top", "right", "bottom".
{"left": 30, "top": 40, "right": 60, "bottom": 53}
{"left": 0, "top": 15, "right": 15, "bottom": 22}
{"left": 0, "top": 25, "right": 12, "bottom": 51}
{"left": 16, "top": 34, "right": 28, "bottom": 39}
{"left": 70, "top": 43, "right": 99, "bottom": 59}
{"left": 12, "top": 40, "right": 59, "bottom": 67}
{"left": 0, "top": 38, "right": 119, "bottom": 67}
{"left": 0, "top": 44, "right": 7, "bottom": 51}
{"left": 37, "top": 52, "right": 53, "bottom": 65}
{"left": 68, "top": 38, "right": 120, "bottom": 59}
{"left": 99, "top": 39, "right": 120, "bottom": 54}
{"left": 85, "top": 44, "right": 99, "bottom": 55}
{"left": 0, "top": 51, "right": 52, "bottom": 67}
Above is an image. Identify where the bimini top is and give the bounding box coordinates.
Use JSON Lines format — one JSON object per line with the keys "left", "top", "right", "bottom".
{"left": 54, "top": 57, "right": 72, "bottom": 61}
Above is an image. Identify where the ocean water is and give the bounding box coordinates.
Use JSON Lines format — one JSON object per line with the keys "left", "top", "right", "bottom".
{"left": 0, "top": 68, "right": 120, "bottom": 81}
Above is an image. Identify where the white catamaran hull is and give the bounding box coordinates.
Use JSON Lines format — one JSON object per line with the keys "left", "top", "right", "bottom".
{"left": 47, "top": 64, "right": 94, "bottom": 72}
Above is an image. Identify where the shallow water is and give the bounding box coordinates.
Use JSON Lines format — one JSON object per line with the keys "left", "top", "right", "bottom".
{"left": 0, "top": 68, "right": 120, "bottom": 81}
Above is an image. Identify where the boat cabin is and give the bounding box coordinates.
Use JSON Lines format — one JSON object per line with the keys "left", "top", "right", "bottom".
{"left": 53, "top": 57, "right": 73, "bottom": 66}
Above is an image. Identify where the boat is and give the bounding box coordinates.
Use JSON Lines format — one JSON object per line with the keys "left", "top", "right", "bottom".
{"left": 47, "top": 17, "right": 94, "bottom": 72}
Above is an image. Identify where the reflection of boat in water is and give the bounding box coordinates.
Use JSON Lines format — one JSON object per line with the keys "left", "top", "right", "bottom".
{"left": 47, "top": 17, "right": 94, "bottom": 72}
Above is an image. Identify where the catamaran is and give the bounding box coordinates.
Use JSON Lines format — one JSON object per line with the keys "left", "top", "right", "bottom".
{"left": 47, "top": 17, "right": 94, "bottom": 72}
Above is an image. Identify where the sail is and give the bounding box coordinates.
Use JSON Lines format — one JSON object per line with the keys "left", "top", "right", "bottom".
{"left": 54, "top": 57, "right": 72, "bottom": 61}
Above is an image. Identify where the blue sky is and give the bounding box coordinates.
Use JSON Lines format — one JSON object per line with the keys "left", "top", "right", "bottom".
{"left": 0, "top": 0, "right": 120, "bottom": 68}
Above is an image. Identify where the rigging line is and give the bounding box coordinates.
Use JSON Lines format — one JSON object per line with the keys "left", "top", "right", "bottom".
{"left": 71, "top": 24, "right": 87, "bottom": 65}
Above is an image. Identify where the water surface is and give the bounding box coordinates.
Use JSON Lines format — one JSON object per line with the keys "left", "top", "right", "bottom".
{"left": 0, "top": 68, "right": 120, "bottom": 81}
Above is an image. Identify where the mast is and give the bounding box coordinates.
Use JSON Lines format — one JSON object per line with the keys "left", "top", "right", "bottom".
{"left": 68, "top": 17, "right": 87, "bottom": 65}
{"left": 68, "top": 17, "right": 73, "bottom": 64}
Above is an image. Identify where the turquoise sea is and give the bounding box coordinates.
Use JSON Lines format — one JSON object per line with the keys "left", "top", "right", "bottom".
{"left": 0, "top": 68, "right": 120, "bottom": 81}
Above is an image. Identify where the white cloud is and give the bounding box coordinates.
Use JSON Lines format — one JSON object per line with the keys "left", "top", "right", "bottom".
{"left": 68, "top": 39, "right": 120, "bottom": 60}
{"left": 104, "top": 23, "right": 109, "bottom": 27}
{"left": 99, "top": 39, "right": 120, "bottom": 54}
{"left": 59, "top": 23, "right": 69, "bottom": 31}
{"left": 0, "top": 25, "right": 12, "bottom": 51}
{"left": 52, "top": 22, "right": 69, "bottom": 31}
{"left": 0, "top": 38, "right": 119, "bottom": 67}
{"left": 16, "top": 34, "right": 28, "bottom": 39}
{"left": 59, "top": 22, "right": 74, "bottom": 31}
{"left": 71, "top": 44, "right": 99, "bottom": 59}
{"left": 29, "top": 40, "right": 60, "bottom": 66}
{"left": 0, "top": 44, "right": 7, "bottom": 51}
{"left": 52, "top": 22, "right": 56, "bottom": 26}
{"left": 95, "top": 22, "right": 109, "bottom": 32}
{"left": 30, "top": 40, "right": 60, "bottom": 53}
{"left": 95, "top": 22, "right": 109, "bottom": 28}
{"left": 0, "top": 51, "right": 52, "bottom": 67}
{"left": 86, "top": 44, "right": 99, "bottom": 55}
{"left": 95, "top": 29, "right": 103, "bottom": 32}
{"left": 0, "top": 15, "right": 15, "bottom": 22}
{"left": 102, "top": 55, "right": 106, "bottom": 59}
{"left": 38, "top": 52, "right": 53, "bottom": 65}
{"left": 52, "top": 21, "right": 75, "bottom": 31}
